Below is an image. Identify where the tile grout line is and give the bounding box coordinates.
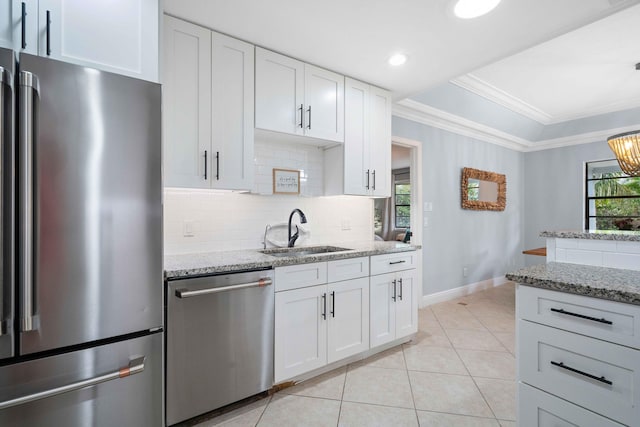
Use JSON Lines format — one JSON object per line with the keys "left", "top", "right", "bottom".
{"left": 400, "top": 335, "right": 420, "bottom": 426}
{"left": 252, "top": 394, "right": 272, "bottom": 427}
{"left": 436, "top": 303, "right": 500, "bottom": 422}
{"left": 336, "top": 364, "right": 349, "bottom": 427}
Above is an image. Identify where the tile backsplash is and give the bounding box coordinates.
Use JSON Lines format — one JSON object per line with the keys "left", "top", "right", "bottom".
{"left": 164, "top": 191, "right": 374, "bottom": 254}
{"left": 164, "top": 138, "right": 374, "bottom": 255}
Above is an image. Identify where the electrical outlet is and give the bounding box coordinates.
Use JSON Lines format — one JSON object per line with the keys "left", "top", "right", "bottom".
{"left": 423, "top": 217, "right": 429, "bottom": 227}
{"left": 463, "top": 267, "right": 468, "bottom": 277}
{"left": 341, "top": 219, "right": 351, "bottom": 231}
{"left": 183, "top": 221, "right": 195, "bottom": 237}
{"left": 424, "top": 202, "right": 433, "bottom": 212}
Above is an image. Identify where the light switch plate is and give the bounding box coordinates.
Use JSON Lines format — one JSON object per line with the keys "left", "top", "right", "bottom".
{"left": 183, "top": 220, "right": 195, "bottom": 237}
{"left": 424, "top": 202, "right": 433, "bottom": 212}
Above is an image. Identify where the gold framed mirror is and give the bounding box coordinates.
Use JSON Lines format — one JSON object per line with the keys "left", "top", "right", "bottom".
{"left": 461, "top": 167, "right": 506, "bottom": 211}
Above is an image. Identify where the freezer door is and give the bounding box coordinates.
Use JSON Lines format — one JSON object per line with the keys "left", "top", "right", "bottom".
{"left": 0, "top": 47, "right": 15, "bottom": 361}
{"left": 17, "top": 53, "right": 162, "bottom": 355}
{"left": 0, "top": 332, "right": 162, "bottom": 426}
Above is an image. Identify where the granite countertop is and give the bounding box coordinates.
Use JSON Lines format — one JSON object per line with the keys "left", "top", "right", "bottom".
{"left": 506, "top": 262, "right": 640, "bottom": 305}
{"left": 540, "top": 230, "right": 640, "bottom": 242}
{"left": 164, "top": 241, "right": 421, "bottom": 280}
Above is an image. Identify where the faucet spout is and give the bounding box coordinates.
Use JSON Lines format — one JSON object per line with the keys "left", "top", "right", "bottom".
{"left": 288, "top": 209, "right": 308, "bottom": 248}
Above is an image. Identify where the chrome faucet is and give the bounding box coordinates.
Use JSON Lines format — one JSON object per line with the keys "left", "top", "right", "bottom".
{"left": 288, "top": 209, "right": 308, "bottom": 248}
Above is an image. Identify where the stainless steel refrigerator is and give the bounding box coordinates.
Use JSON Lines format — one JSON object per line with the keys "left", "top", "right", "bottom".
{"left": 0, "top": 49, "right": 163, "bottom": 426}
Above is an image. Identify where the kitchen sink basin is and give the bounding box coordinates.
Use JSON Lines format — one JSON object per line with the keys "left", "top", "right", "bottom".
{"left": 259, "top": 246, "right": 352, "bottom": 258}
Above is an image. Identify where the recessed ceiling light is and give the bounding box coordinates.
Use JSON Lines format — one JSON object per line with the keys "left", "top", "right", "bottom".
{"left": 388, "top": 53, "right": 407, "bottom": 66}
{"left": 454, "top": 0, "right": 501, "bottom": 19}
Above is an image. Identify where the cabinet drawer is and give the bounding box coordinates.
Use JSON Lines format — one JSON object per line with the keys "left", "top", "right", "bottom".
{"left": 370, "top": 252, "right": 416, "bottom": 276}
{"left": 518, "top": 285, "right": 640, "bottom": 349}
{"left": 519, "top": 320, "right": 640, "bottom": 425}
{"left": 518, "top": 383, "right": 624, "bottom": 427}
{"left": 275, "top": 262, "right": 327, "bottom": 292}
{"left": 327, "top": 257, "right": 369, "bottom": 282}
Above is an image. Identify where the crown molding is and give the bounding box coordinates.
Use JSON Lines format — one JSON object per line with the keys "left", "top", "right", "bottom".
{"left": 392, "top": 99, "right": 640, "bottom": 153}
{"left": 452, "top": 73, "right": 640, "bottom": 125}
{"left": 524, "top": 125, "right": 640, "bottom": 152}
{"left": 392, "top": 99, "right": 532, "bottom": 152}
{"left": 451, "top": 74, "right": 553, "bottom": 124}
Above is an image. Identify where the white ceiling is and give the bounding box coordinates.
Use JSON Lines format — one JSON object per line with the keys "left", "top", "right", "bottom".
{"left": 163, "top": 0, "right": 640, "bottom": 100}
{"left": 453, "top": 3, "right": 640, "bottom": 124}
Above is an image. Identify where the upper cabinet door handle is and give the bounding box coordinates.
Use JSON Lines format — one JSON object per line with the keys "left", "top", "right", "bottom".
{"left": 46, "top": 10, "right": 52, "bottom": 56}
{"left": 21, "top": 2, "right": 27, "bottom": 49}
{"left": 306, "top": 105, "right": 311, "bottom": 129}
{"left": 372, "top": 170, "right": 376, "bottom": 190}
{"left": 298, "top": 104, "right": 304, "bottom": 128}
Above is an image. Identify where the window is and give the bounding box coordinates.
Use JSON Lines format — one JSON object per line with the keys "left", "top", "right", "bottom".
{"left": 586, "top": 159, "right": 640, "bottom": 231}
{"left": 395, "top": 183, "right": 411, "bottom": 228}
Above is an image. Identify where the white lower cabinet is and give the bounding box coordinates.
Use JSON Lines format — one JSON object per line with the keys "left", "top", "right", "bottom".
{"left": 275, "top": 284, "right": 327, "bottom": 382}
{"left": 274, "top": 253, "right": 418, "bottom": 383}
{"left": 275, "top": 276, "right": 369, "bottom": 383}
{"left": 516, "top": 285, "right": 640, "bottom": 426}
{"left": 370, "top": 269, "right": 417, "bottom": 348}
{"left": 519, "top": 383, "right": 624, "bottom": 427}
{"left": 327, "top": 277, "right": 369, "bottom": 364}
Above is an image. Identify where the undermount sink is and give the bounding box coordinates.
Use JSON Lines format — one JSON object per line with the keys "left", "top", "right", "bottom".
{"left": 259, "top": 246, "right": 352, "bottom": 258}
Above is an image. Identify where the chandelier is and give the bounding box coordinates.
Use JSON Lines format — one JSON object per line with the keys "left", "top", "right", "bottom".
{"left": 608, "top": 131, "right": 640, "bottom": 176}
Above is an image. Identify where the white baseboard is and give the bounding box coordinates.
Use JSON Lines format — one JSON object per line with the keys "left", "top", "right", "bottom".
{"left": 420, "top": 276, "right": 509, "bottom": 308}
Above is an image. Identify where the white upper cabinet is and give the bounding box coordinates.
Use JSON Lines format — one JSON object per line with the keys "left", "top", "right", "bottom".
{"left": 326, "top": 78, "right": 391, "bottom": 197}
{"left": 255, "top": 48, "right": 304, "bottom": 136}
{"left": 369, "top": 86, "right": 392, "bottom": 197}
{"left": 0, "top": 0, "right": 38, "bottom": 54}
{"left": 163, "top": 16, "right": 211, "bottom": 189}
{"left": 255, "top": 48, "right": 344, "bottom": 144}
{"left": 211, "top": 32, "right": 254, "bottom": 190}
{"left": 303, "top": 64, "right": 344, "bottom": 142}
{"left": 1, "top": 0, "right": 158, "bottom": 81}
{"left": 163, "top": 16, "right": 254, "bottom": 191}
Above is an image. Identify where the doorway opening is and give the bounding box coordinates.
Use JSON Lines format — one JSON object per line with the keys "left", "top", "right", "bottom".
{"left": 374, "top": 138, "right": 422, "bottom": 246}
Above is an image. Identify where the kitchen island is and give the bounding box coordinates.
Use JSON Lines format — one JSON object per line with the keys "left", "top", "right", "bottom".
{"left": 507, "top": 230, "right": 640, "bottom": 426}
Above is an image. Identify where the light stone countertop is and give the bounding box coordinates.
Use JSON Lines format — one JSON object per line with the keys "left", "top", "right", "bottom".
{"left": 164, "top": 241, "right": 420, "bottom": 280}
{"left": 540, "top": 230, "right": 640, "bottom": 242}
{"left": 506, "top": 262, "right": 640, "bottom": 305}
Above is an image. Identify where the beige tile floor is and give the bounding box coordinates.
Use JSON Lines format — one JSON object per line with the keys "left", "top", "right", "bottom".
{"left": 196, "top": 283, "right": 516, "bottom": 427}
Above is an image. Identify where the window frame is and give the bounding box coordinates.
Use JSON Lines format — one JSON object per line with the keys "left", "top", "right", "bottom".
{"left": 394, "top": 181, "right": 410, "bottom": 229}
{"left": 585, "top": 159, "right": 640, "bottom": 231}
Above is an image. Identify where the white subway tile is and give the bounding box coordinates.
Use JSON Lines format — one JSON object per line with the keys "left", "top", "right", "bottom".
{"left": 602, "top": 253, "right": 640, "bottom": 271}
{"left": 616, "top": 241, "right": 640, "bottom": 254}
{"left": 556, "top": 239, "right": 578, "bottom": 249}
{"left": 577, "top": 239, "right": 617, "bottom": 252}
{"left": 564, "top": 249, "right": 603, "bottom": 266}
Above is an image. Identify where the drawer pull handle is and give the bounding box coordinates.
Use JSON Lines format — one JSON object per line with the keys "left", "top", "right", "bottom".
{"left": 550, "top": 308, "right": 613, "bottom": 325}
{"left": 389, "top": 260, "right": 406, "bottom": 265}
{"left": 550, "top": 361, "right": 612, "bottom": 386}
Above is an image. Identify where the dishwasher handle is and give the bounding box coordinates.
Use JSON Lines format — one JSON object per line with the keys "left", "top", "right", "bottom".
{"left": 175, "top": 278, "right": 273, "bottom": 298}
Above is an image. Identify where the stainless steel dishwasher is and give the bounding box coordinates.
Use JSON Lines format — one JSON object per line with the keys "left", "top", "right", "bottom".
{"left": 166, "top": 268, "right": 274, "bottom": 426}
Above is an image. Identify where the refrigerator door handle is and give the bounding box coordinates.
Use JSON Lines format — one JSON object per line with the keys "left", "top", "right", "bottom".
{"left": 0, "top": 65, "right": 11, "bottom": 336}
{"left": 0, "top": 356, "right": 146, "bottom": 410}
{"left": 18, "top": 71, "right": 39, "bottom": 333}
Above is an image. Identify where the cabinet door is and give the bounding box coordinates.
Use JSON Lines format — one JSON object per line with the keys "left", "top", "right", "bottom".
{"left": 162, "top": 16, "right": 211, "bottom": 189}
{"left": 37, "top": 0, "right": 158, "bottom": 81}
{"left": 343, "top": 78, "right": 370, "bottom": 195}
{"left": 304, "top": 64, "right": 344, "bottom": 142}
{"left": 275, "top": 285, "right": 328, "bottom": 382}
{"left": 211, "top": 32, "right": 254, "bottom": 190}
{"left": 369, "top": 86, "right": 391, "bottom": 197}
{"left": 1, "top": 0, "right": 38, "bottom": 53}
{"left": 370, "top": 273, "right": 396, "bottom": 347}
{"left": 255, "top": 48, "right": 304, "bottom": 136}
{"left": 395, "top": 270, "right": 418, "bottom": 339}
{"left": 327, "top": 277, "right": 369, "bottom": 364}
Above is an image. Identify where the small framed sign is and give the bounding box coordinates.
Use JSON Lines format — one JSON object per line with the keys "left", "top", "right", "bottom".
{"left": 273, "top": 168, "right": 300, "bottom": 194}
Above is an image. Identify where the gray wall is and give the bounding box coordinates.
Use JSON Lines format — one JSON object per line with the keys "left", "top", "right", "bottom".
{"left": 393, "top": 116, "right": 525, "bottom": 296}
{"left": 523, "top": 140, "right": 614, "bottom": 266}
